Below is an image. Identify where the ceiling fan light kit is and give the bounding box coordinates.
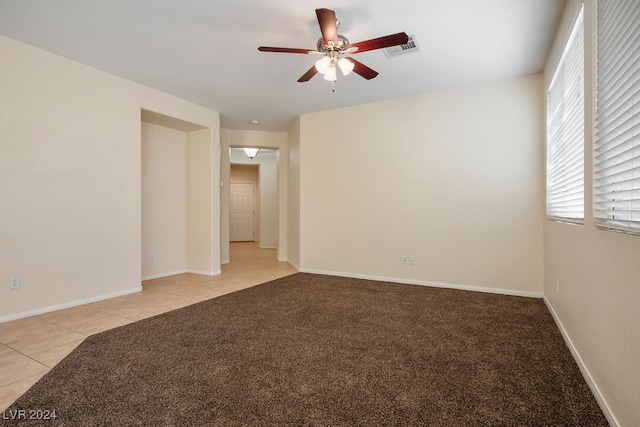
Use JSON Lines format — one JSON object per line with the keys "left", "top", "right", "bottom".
{"left": 323, "top": 65, "right": 337, "bottom": 82}
{"left": 315, "top": 56, "right": 331, "bottom": 74}
{"left": 314, "top": 51, "right": 354, "bottom": 83}
{"left": 338, "top": 58, "right": 355, "bottom": 76}
{"left": 258, "top": 8, "right": 409, "bottom": 89}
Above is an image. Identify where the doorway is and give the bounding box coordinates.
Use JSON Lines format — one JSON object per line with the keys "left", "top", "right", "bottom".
{"left": 222, "top": 146, "right": 281, "bottom": 263}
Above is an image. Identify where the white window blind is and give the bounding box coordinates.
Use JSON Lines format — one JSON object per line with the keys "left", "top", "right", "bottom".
{"left": 547, "top": 7, "right": 585, "bottom": 223}
{"left": 594, "top": 0, "right": 640, "bottom": 234}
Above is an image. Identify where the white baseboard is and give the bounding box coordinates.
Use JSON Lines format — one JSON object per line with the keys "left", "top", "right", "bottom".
{"left": 142, "top": 269, "right": 223, "bottom": 281}
{"left": 298, "top": 268, "right": 542, "bottom": 298}
{"left": 141, "top": 269, "right": 188, "bottom": 281}
{"left": 187, "top": 269, "right": 221, "bottom": 276}
{"left": 221, "top": 258, "right": 230, "bottom": 265}
{"left": 543, "top": 298, "right": 618, "bottom": 426}
{"left": 259, "top": 245, "right": 277, "bottom": 250}
{"left": 0, "top": 286, "right": 142, "bottom": 323}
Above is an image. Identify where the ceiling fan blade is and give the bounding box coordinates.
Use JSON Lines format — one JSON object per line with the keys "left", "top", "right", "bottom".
{"left": 349, "top": 58, "right": 379, "bottom": 80}
{"left": 316, "top": 8, "right": 338, "bottom": 46}
{"left": 297, "top": 65, "right": 318, "bottom": 82}
{"left": 348, "top": 32, "right": 409, "bottom": 54}
{"left": 258, "top": 46, "right": 315, "bottom": 54}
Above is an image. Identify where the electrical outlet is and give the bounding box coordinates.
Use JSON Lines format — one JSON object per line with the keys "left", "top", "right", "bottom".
{"left": 157, "top": 251, "right": 163, "bottom": 261}
{"left": 408, "top": 256, "right": 415, "bottom": 265}
{"left": 401, "top": 255, "right": 408, "bottom": 264}
{"left": 9, "top": 277, "right": 20, "bottom": 290}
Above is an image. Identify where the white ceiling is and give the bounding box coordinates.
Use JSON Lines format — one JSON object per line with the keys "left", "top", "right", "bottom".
{"left": 0, "top": 0, "right": 566, "bottom": 132}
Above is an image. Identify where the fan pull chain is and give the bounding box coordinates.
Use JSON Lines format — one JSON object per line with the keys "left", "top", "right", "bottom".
{"left": 332, "top": 80, "right": 335, "bottom": 93}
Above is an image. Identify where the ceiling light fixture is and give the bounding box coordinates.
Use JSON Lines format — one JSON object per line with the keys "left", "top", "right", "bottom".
{"left": 323, "top": 65, "right": 337, "bottom": 82}
{"left": 314, "top": 50, "right": 354, "bottom": 84}
{"left": 338, "top": 57, "right": 354, "bottom": 76}
{"left": 315, "top": 56, "right": 331, "bottom": 74}
{"left": 242, "top": 148, "right": 260, "bottom": 159}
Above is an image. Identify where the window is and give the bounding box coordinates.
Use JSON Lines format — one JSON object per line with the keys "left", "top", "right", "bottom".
{"left": 546, "top": 7, "right": 585, "bottom": 223}
{"left": 594, "top": 0, "right": 640, "bottom": 234}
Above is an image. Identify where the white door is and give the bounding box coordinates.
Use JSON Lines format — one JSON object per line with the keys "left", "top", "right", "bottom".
{"left": 230, "top": 182, "right": 255, "bottom": 242}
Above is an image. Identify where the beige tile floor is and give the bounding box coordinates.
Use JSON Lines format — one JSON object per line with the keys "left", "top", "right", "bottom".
{"left": 0, "top": 242, "right": 296, "bottom": 411}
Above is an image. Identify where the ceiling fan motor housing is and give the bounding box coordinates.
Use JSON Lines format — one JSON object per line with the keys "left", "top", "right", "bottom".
{"left": 317, "top": 34, "right": 350, "bottom": 52}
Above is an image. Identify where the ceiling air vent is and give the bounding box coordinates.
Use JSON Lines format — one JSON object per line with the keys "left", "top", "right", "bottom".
{"left": 383, "top": 34, "right": 419, "bottom": 58}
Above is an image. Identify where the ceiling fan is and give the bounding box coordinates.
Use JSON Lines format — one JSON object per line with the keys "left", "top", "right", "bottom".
{"left": 258, "top": 8, "right": 409, "bottom": 85}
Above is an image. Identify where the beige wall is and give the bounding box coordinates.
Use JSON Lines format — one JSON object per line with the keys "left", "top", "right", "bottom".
{"left": 220, "top": 129, "right": 288, "bottom": 263}
{"left": 0, "top": 36, "right": 220, "bottom": 320}
{"left": 298, "top": 74, "right": 544, "bottom": 295}
{"left": 141, "top": 123, "right": 188, "bottom": 279}
{"left": 186, "top": 128, "right": 218, "bottom": 275}
{"left": 287, "top": 118, "right": 301, "bottom": 269}
{"left": 256, "top": 151, "right": 279, "bottom": 249}
{"left": 543, "top": 1, "right": 640, "bottom": 425}
{"left": 260, "top": 151, "right": 280, "bottom": 249}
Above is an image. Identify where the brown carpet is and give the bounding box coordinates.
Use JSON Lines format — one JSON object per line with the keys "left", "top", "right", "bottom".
{"left": 2, "top": 273, "right": 607, "bottom": 426}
